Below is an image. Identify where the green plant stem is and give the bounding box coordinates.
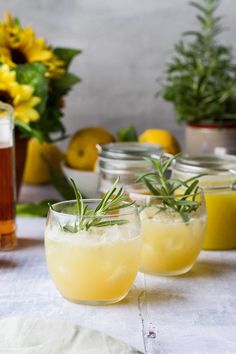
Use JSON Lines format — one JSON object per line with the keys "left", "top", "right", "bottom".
{"left": 138, "top": 155, "right": 204, "bottom": 222}
{"left": 62, "top": 177, "right": 133, "bottom": 233}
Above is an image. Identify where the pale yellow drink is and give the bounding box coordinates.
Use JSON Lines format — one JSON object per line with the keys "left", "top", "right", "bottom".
{"left": 45, "top": 227, "right": 141, "bottom": 303}
{"left": 140, "top": 207, "right": 206, "bottom": 275}
{"left": 204, "top": 191, "right": 236, "bottom": 249}
{"left": 172, "top": 154, "right": 236, "bottom": 250}
{"left": 45, "top": 200, "right": 141, "bottom": 304}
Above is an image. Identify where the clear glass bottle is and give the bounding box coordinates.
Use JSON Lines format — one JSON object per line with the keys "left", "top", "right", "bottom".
{"left": 172, "top": 154, "right": 236, "bottom": 250}
{"left": 45, "top": 200, "right": 142, "bottom": 305}
{"left": 97, "top": 142, "right": 163, "bottom": 193}
{"left": 0, "top": 102, "right": 16, "bottom": 250}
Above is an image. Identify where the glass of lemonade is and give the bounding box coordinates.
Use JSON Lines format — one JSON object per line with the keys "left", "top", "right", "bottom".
{"left": 128, "top": 184, "right": 206, "bottom": 276}
{"left": 45, "top": 199, "right": 142, "bottom": 305}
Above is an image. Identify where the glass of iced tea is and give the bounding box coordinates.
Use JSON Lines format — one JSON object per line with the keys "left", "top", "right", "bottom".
{"left": 45, "top": 199, "right": 142, "bottom": 305}
{"left": 0, "top": 102, "right": 16, "bottom": 251}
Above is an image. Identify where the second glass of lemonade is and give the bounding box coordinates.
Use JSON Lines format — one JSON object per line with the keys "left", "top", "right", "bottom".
{"left": 128, "top": 185, "right": 206, "bottom": 276}
{"left": 45, "top": 200, "right": 142, "bottom": 305}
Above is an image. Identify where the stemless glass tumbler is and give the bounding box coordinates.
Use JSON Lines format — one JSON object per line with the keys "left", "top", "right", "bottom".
{"left": 128, "top": 185, "right": 206, "bottom": 276}
{"left": 45, "top": 200, "right": 142, "bottom": 305}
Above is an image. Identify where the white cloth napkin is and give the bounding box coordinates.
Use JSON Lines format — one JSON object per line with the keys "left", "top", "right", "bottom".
{"left": 0, "top": 317, "right": 142, "bottom": 354}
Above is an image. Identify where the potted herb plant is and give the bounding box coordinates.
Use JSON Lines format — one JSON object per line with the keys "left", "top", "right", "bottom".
{"left": 161, "top": 0, "right": 236, "bottom": 154}
{"left": 0, "top": 13, "right": 81, "bottom": 192}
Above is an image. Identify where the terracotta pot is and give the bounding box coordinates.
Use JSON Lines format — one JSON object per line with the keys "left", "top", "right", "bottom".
{"left": 185, "top": 121, "right": 236, "bottom": 155}
{"left": 14, "top": 129, "right": 29, "bottom": 198}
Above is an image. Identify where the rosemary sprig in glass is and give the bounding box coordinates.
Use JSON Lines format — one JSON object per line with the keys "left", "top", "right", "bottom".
{"left": 62, "top": 177, "right": 134, "bottom": 233}
{"left": 137, "top": 154, "right": 205, "bottom": 222}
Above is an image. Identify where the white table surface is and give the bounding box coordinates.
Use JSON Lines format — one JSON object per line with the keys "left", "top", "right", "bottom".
{"left": 1, "top": 185, "right": 236, "bottom": 354}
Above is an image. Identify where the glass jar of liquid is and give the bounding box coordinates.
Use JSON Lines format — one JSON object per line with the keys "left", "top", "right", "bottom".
{"left": 0, "top": 102, "right": 16, "bottom": 250}
{"left": 172, "top": 154, "right": 236, "bottom": 250}
{"left": 97, "top": 142, "right": 163, "bottom": 194}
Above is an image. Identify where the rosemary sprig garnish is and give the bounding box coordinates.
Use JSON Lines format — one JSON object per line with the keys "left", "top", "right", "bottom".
{"left": 137, "top": 154, "right": 206, "bottom": 222}
{"left": 62, "top": 177, "right": 134, "bottom": 233}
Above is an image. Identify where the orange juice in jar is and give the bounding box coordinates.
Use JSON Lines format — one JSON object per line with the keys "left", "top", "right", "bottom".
{"left": 173, "top": 155, "right": 236, "bottom": 250}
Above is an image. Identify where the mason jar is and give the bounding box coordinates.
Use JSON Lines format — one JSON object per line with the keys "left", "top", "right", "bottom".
{"left": 172, "top": 154, "right": 236, "bottom": 250}
{"left": 97, "top": 142, "right": 163, "bottom": 193}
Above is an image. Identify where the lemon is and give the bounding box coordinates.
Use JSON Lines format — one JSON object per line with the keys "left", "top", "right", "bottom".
{"left": 139, "top": 129, "right": 181, "bottom": 155}
{"left": 66, "top": 127, "right": 114, "bottom": 171}
{"left": 23, "top": 139, "right": 65, "bottom": 184}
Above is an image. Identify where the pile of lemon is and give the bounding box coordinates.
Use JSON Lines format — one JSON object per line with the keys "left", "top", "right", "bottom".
{"left": 23, "top": 127, "right": 180, "bottom": 184}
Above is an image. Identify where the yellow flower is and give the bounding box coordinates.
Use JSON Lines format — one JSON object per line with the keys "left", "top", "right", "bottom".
{"left": 0, "top": 13, "right": 64, "bottom": 78}
{"left": 0, "top": 64, "right": 41, "bottom": 123}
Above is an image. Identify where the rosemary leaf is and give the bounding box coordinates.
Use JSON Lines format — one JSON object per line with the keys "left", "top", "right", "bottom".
{"left": 143, "top": 177, "right": 161, "bottom": 195}
{"left": 63, "top": 225, "right": 77, "bottom": 233}
{"left": 62, "top": 177, "right": 132, "bottom": 233}
{"left": 139, "top": 155, "right": 204, "bottom": 222}
{"left": 70, "top": 178, "right": 83, "bottom": 218}
{"left": 184, "top": 179, "right": 199, "bottom": 196}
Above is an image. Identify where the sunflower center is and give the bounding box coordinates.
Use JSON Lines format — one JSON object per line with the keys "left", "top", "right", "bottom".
{"left": 11, "top": 49, "right": 27, "bottom": 64}
{"left": 0, "top": 90, "right": 13, "bottom": 105}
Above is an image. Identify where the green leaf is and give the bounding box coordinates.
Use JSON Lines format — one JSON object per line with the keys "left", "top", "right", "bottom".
{"left": 53, "top": 48, "right": 82, "bottom": 69}
{"left": 184, "top": 180, "right": 199, "bottom": 196}
{"left": 175, "top": 200, "right": 199, "bottom": 207}
{"left": 96, "top": 177, "right": 119, "bottom": 212}
{"left": 70, "top": 178, "right": 84, "bottom": 220}
{"left": 15, "top": 121, "right": 45, "bottom": 142}
{"left": 117, "top": 125, "right": 138, "bottom": 142}
{"left": 35, "top": 101, "right": 66, "bottom": 142}
{"left": 107, "top": 201, "right": 135, "bottom": 212}
{"left": 136, "top": 172, "right": 159, "bottom": 183}
{"left": 189, "top": 2, "right": 207, "bottom": 13}
{"left": 15, "top": 63, "right": 49, "bottom": 115}
{"left": 143, "top": 177, "right": 161, "bottom": 195}
{"left": 179, "top": 211, "right": 190, "bottom": 223}
{"left": 43, "top": 157, "right": 75, "bottom": 200}
{"left": 16, "top": 200, "right": 57, "bottom": 217}
{"left": 52, "top": 72, "right": 81, "bottom": 96}
{"left": 183, "top": 31, "right": 203, "bottom": 39}
{"left": 14, "top": 17, "right": 21, "bottom": 27}
{"left": 63, "top": 225, "right": 77, "bottom": 233}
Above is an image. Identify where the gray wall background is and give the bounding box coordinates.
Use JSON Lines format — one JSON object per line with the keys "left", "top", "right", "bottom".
{"left": 0, "top": 0, "right": 236, "bottom": 144}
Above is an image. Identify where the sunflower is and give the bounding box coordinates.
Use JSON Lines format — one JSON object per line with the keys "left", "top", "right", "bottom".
{"left": 0, "top": 13, "right": 64, "bottom": 78}
{"left": 0, "top": 64, "right": 41, "bottom": 123}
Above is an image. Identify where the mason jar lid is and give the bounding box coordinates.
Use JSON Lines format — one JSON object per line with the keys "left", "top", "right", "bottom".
{"left": 98, "top": 142, "right": 162, "bottom": 161}
{"left": 174, "top": 154, "right": 236, "bottom": 175}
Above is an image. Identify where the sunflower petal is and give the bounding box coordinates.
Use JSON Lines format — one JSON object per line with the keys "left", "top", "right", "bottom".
{"left": 0, "top": 64, "right": 40, "bottom": 124}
